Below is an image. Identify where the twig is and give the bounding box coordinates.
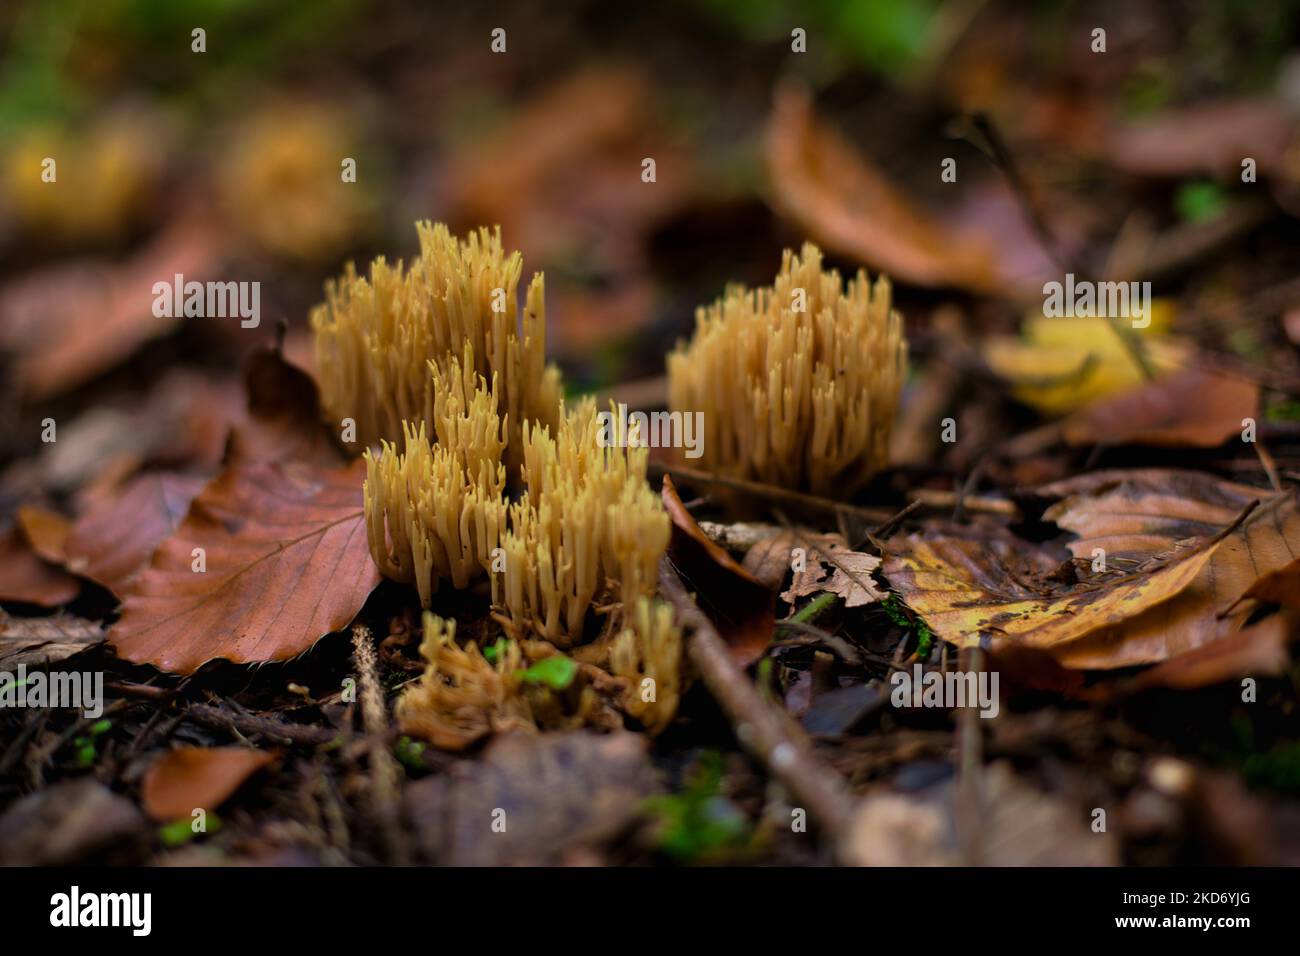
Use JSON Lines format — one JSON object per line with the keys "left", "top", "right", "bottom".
{"left": 659, "top": 558, "right": 857, "bottom": 851}
{"left": 653, "top": 462, "right": 894, "bottom": 523}
{"left": 185, "top": 703, "right": 339, "bottom": 747}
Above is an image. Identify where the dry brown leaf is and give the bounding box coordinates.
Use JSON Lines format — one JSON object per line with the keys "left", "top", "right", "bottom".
{"left": 63, "top": 473, "right": 206, "bottom": 595}
{"left": 403, "top": 730, "right": 658, "bottom": 865}
{"left": 1243, "top": 556, "right": 1300, "bottom": 608}
{"left": 844, "top": 762, "right": 1117, "bottom": 866}
{"left": 227, "top": 345, "right": 344, "bottom": 467}
{"left": 0, "top": 524, "right": 80, "bottom": 607}
{"left": 15, "top": 505, "right": 71, "bottom": 564}
{"left": 1126, "top": 612, "right": 1293, "bottom": 692}
{"left": 884, "top": 525, "right": 1224, "bottom": 661}
{"left": 1062, "top": 365, "right": 1259, "bottom": 448}
{"left": 107, "top": 459, "right": 380, "bottom": 673}
{"left": 1041, "top": 479, "right": 1298, "bottom": 669}
{"left": 1102, "top": 99, "right": 1295, "bottom": 179}
{"left": 141, "top": 747, "right": 276, "bottom": 822}
{"left": 765, "top": 84, "right": 1045, "bottom": 296}
{"left": 778, "top": 532, "right": 885, "bottom": 608}
{"left": 662, "top": 475, "right": 774, "bottom": 667}
{"left": 0, "top": 611, "right": 104, "bottom": 669}
{"left": 0, "top": 216, "right": 222, "bottom": 399}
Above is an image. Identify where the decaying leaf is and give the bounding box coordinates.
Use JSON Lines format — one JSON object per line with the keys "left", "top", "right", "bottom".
{"left": 108, "top": 460, "right": 380, "bottom": 673}
{"left": 0, "top": 524, "right": 81, "bottom": 607}
{"left": 1061, "top": 365, "right": 1259, "bottom": 448}
{"left": 64, "top": 472, "right": 207, "bottom": 595}
{"left": 0, "top": 779, "right": 147, "bottom": 866}
{"left": 227, "top": 345, "right": 344, "bottom": 467}
{"left": 15, "top": 505, "right": 71, "bottom": 564}
{"left": 765, "top": 84, "right": 1050, "bottom": 296}
{"left": 884, "top": 523, "right": 1225, "bottom": 663}
{"left": 1242, "top": 556, "right": 1300, "bottom": 608}
{"left": 1125, "top": 612, "right": 1293, "bottom": 692}
{"left": 886, "top": 471, "right": 1298, "bottom": 670}
{"left": 662, "top": 475, "right": 774, "bottom": 666}
{"left": 844, "top": 762, "right": 1117, "bottom": 866}
{"left": 983, "top": 311, "right": 1190, "bottom": 417}
{"left": 0, "top": 216, "right": 221, "bottom": 400}
{"left": 403, "top": 730, "right": 658, "bottom": 865}
{"left": 141, "top": 747, "right": 277, "bottom": 822}
{"left": 777, "top": 532, "right": 885, "bottom": 608}
{"left": 1040, "top": 477, "right": 1298, "bottom": 669}
{"left": 0, "top": 611, "right": 104, "bottom": 669}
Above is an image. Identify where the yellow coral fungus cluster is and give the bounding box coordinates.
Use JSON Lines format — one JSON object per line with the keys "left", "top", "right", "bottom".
{"left": 322, "top": 223, "right": 683, "bottom": 741}
{"left": 310, "top": 221, "right": 563, "bottom": 450}
{"left": 610, "top": 597, "right": 683, "bottom": 735}
{"left": 667, "top": 242, "right": 907, "bottom": 496}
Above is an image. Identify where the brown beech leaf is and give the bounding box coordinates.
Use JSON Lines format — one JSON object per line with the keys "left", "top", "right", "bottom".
{"left": 15, "top": 505, "right": 71, "bottom": 564}
{"left": 107, "top": 459, "right": 380, "bottom": 673}
{"left": 1039, "top": 479, "right": 1298, "bottom": 669}
{"left": 1242, "top": 556, "right": 1300, "bottom": 608}
{"left": 1, "top": 216, "right": 222, "bottom": 400}
{"left": 778, "top": 532, "right": 885, "bottom": 608}
{"left": 1125, "top": 612, "right": 1293, "bottom": 693}
{"left": 1062, "top": 366, "right": 1259, "bottom": 448}
{"left": 64, "top": 472, "right": 206, "bottom": 595}
{"left": 227, "top": 345, "right": 344, "bottom": 467}
{"left": 765, "top": 84, "right": 1046, "bottom": 296}
{"left": 0, "top": 524, "right": 80, "bottom": 607}
{"left": 141, "top": 747, "right": 276, "bottom": 822}
{"left": 404, "top": 730, "right": 658, "bottom": 865}
{"left": 884, "top": 524, "right": 1224, "bottom": 663}
{"left": 662, "top": 475, "right": 774, "bottom": 667}
{"left": 0, "top": 611, "right": 104, "bottom": 669}
{"left": 1101, "top": 99, "right": 1295, "bottom": 179}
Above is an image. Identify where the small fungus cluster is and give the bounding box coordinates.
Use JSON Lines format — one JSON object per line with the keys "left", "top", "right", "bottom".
{"left": 667, "top": 242, "right": 906, "bottom": 497}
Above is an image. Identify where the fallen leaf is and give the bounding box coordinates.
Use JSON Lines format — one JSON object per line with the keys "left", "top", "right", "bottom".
{"left": 227, "top": 345, "right": 344, "bottom": 467}
{"left": 403, "top": 730, "right": 658, "bottom": 865}
{"left": 1062, "top": 365, "right": 1259, "bottom": 448}
{"left": 107, "top": 459, "right": 380, "bottom": 673}
{"left": 1126, "top": 612, "right": 1293, "bottom": 692}
{"left": 883, "top": 521, "right": 1223, "bottom": 660}
{"left": 15, "top": 505, "right": 71, "bottom": 564}
{"left": 64, "top": 472, "right": 207, "bottom": 595}
{"left": 141, "top": 747, "right": 277, "bottom": 822}
{"left": 844, "top": 762, "right": 1117, "bottom": 866}
{"left": 779, "top": 532, "right": 885, "bottom": 608}
{"left": 1243, "top": 556, "right": 1300, "bottom": 608}
{"left": 662, "top": 475, "right": 774, "bottom": 666}
{"left": 0, "top": 524, "right": 80, "bottom": 607}
{"left": 1040, "top": 479, "right": 1299, "bottom": 669}
{"left": 0, "top": 215, "right": 222, "bottom": 399}
{"left": 0, "top": 779, "right": 147, "bottom": 866}
{"left": 983, "top": 310, "right": 1192, "bottom": 416}
{"left": 1102, "top": 99, "right": 1295, "bottom": 179}
{"left": 0, "top": 611, "right": 104, "bottom": 669}
{"left": 765, "top": 84, "right": 1049, "bottom": 296}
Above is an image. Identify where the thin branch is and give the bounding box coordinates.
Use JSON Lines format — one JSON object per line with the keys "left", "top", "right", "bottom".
{"left": 659, "top": 558, "right": 857, "bottom": 852}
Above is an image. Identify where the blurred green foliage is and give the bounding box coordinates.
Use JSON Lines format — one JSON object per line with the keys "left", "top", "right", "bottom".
{"left": 0, "top": 0, "right": 359, "bottom": 133}
{"left": 643, "top": 751, "right": 751, "bottom": 861}
{"left": 697, "top": 0, "right": 939, "bottom": 77}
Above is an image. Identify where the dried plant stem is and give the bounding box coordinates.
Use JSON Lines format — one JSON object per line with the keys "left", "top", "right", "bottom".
{"left": 659, "top": 558, "right": 857, "bottom": 853}
{"left": 185, "top": 703, "right": 339, "bottom": 747}
{"left": 654, "top": 462, "right": 894, "bottom": 523}
{"left": 352, "top": 624, "right": 408, "bottom": 865}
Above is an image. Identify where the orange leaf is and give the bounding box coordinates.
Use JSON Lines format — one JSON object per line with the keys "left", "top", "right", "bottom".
{"left": 0, "top": 525, "right": 80, "bottom": 607}
{"left": 1062, "top": 366, "right": 1259, "bottom": 448}
{"left": 107, "top": 459, "right": 380, "bottom": 673}
{"left": 662, "top": 475, "right": 774, "bottom": 667}
{"left": 64, "top": 473, "right": 206, "bottom": 595}
{"left": 141, "top": 746, "right": 276, "bottom": 822}
{"left": 764, "top": 84, "right": 1044, "bottom": 296}
{"left": 15, "top": 505, "right": 72, "bottom": 564}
